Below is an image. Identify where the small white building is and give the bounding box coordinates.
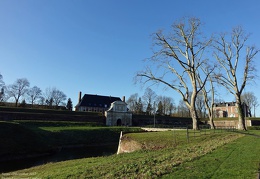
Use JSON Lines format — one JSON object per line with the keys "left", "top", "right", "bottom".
{"left": 105, "top": 101, "right": 132, "bottom": 126}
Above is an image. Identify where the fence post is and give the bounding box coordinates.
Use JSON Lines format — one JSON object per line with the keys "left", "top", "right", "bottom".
{"left": 117, "top": 131, "right": 123, "bottom": 154}
{"left": 186, "top": 126, "right": 189, "bottom": 143}
{"left": 173, "top": 129, "right": 176, "bottom": 145}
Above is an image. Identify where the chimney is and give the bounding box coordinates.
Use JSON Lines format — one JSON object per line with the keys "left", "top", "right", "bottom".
{"left": 122, "top": 96, "right": 125, "bottom": 102}
{"left": 78, "top": 91, "right": 82, "bottom": 103}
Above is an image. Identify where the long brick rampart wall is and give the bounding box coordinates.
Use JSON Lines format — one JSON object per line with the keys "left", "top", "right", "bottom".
{"left": 0, "top": 111, "right": 105, "bottom": 123}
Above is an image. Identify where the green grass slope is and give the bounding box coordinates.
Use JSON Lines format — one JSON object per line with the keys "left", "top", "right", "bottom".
{"left": 0, "top": 120, "right": 142, "bottom": 161}
{"left": 3, "top": 131, "right": 258, "bottom": 178}
{"left": 162, "top": 131, "right": 260, "bottom": 179}
{"left": 0, "top": 121, "right": 50, "bottom": 159}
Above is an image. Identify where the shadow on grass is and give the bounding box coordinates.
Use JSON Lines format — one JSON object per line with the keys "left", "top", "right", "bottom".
{"left": 232, "top": 130, "right": 260, "bottom": 138}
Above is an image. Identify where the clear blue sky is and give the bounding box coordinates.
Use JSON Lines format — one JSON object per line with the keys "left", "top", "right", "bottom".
{"left": 0, "top": 0, "right": 259, "bottom": 114}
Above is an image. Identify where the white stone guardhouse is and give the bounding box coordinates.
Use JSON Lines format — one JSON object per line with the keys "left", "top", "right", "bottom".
{"left": 105, "top": 100, "right": 132, "bottom": 126}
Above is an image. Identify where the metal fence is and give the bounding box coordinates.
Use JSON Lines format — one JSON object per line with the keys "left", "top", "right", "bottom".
{"left": 172, "top": 125, "right": 237, "bottom": 144}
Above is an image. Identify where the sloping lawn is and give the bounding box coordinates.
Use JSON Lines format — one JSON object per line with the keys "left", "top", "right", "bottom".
{"left": 162, "top": 131, "right": 260, "bottom": 179}
{"left": 1, "top": 131, "right": 252, "bottom": 178}
{"left": 0, "top": 120, "right": 142, "bottom": 160}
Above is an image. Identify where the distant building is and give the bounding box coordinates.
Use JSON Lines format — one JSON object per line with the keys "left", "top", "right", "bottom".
{"left": 213, "top": 102, "right": 251, "bottom": 118}
{"left": 105, "top": 101, "right": 132, "bottom": 126}
{"left": 75, "top": 92, "right": 122, "bottom": 113}
{"left": 75, "top": 92, "right": 132, "bottom": 126}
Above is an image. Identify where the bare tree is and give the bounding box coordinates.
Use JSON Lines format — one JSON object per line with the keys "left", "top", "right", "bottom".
{"left": 44, "top": 87, "right": 66, "bottom": 107}
{"left": 27, "top": 86, "right": 42, "bottom": 106}
{"left": 136, "top": 17, "right": 213, "bottom": 129}
{"left": 142, "top": 87, "right": 157, "bottom": 115}
{"left": 168, "top": 102, "right": 176, "bottom": 116}
{"left": 135, "top": 97, "right": 144, "bottom": 114}
{"left": 126, "top": 93, "right": 139, "bottom": 113}
{"left": 157, "top": 95, "right": 175, "bottom": 115}
{"left": 195, "top": 92, "right": 206, "bottom": 118}
{"left": 38, "top": 96, "right": 45, "bottom": 105}
{"left": 0, "top": 74, "right": 5, "bottom": 102}
{"left": 52, "top": 88, "right": 67, "bottom": 106}
{"left": 241, "top": 92, "right": 258, "bottom": 117}
{"left": 177, "top": 100, "right": 190, "bottom": 117}
{"left": 196, "top": 64, "right": 216, "bottom": 128}
{"left": 44, "top": 87, "right": 54, "bottom": 106}
{"left": 7, "top": 78, "right": 30, "bottom": 107}
{"left": 213, "top": 26, "right": 259, "bottom": 130}
{"left": 44, "top": 87, "right": 67, "bottom": 106}
{"left": 252, "top": 97, "right": 259, "bottom": 118}
{"left": 201, "top": 75, "right": 216, "bottom": 129}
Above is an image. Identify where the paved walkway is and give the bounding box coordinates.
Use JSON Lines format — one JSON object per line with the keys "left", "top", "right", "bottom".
{"left": 141, "top": 128, "right": 185, "bottom": 132}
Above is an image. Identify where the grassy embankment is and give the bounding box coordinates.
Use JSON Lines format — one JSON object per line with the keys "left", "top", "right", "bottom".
{"left": 2, "top": 125, "right": 260, "bottom": 178}
{"left": 0, "top": 120, "right": 142, "bottom": 161}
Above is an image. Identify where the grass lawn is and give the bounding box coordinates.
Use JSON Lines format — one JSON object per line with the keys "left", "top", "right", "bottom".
{"left": 0, "top": 120, "right": 142, "bottom": 160}
{"left": 1, "top": 120, "right": 259, "bottom": 178}
{"left": 2, "top": 129, "right": 259, "bottom": 178}
{"left": 162, "top": 131, "right": 260, "bottom": 179}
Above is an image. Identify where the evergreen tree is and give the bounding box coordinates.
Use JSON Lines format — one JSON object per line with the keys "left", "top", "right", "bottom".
{"left": 145, "top": 102, "right": 152, "bottom": 115}
{"left": 46, "top": 98, "right": 53, "bottom": 108}
{"left": 19, "top": 99, "right": 26, "bottom": 107}
{"left": 157, "top": 101, "right": 163, "bottom": 115}
{"left": 135, "top": 97, "right": 143, "bottom": 114}
{"left": 66, "top": 98, "right": 73, "bottom": 111}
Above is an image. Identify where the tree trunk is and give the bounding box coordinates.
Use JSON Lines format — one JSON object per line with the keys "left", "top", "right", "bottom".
{"left": 15, "top": 99, "right": 18, "bottom": 107}
{"left": 236, "top": 99, "right": 246, "bottom": 130}
{"left": 190, "top": 106, "right": 199, "bottom": 130}
{"left": 209, "top": 115, "right": 215, "bottom": 129}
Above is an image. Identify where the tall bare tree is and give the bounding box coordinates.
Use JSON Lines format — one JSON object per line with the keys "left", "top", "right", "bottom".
{"left": 52, "top": 88, "right": 67, "bottom": 106}
{"left": 44, "top": 87, "right": 66, "bottom": 107}
{"left": 27, "top": 86, "right": 42, "bottom": 106}
{"left": 135, "top": 97, "right": 144, "bottom": 114}
{"left": 157, "top": 95, "right": 175, "bottom": 115}
{"left": 44, "top": 87, "right": 54, "bottom": 106}
{"left": 126, "top": 93, "right": 139, "bottom": 113}
{"left": 196, "top": 63, "right": 217, "bottom": 128}
{"left": 241, "top": 92, "right": 258, "bottom": 117}
{"left": 136, "top": 17, "right": 213, "bottom": 129}
{"left": 195, "top": 92, "right": 206, "bottom": 118}
{"left": 213, "top": 27, "right": 259, "bottom": 130}
{"left": 252, "top": 97, "right": 259, "bottom": 118}
{"left": 7, "top": 78, "right": 30, "bottom": 107}
{"left": 142, "top": 87, "right": 157, "bottom": 115}
{"left": 200, "top": 75, "right": 216, "bottom": 129}
{"left": 0, "top": 73, "right": 5, "bottom": 102}
{"left": 177, "top": 100, "right": 190, "bottom": 117}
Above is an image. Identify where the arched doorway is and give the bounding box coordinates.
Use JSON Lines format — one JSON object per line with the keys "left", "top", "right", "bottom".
{"left": 117, "top": 119, "right": 122, "bottom": 126}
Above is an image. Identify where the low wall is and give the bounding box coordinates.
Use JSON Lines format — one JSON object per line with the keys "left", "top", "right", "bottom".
{"left": 132, "top": 115, "right": 193, "bottom": 127}
{"left": 209, "top": 120, "right": 253, "bottom": 129}
{"left": 0, "top": 110, "right": 105, "bottom": 124}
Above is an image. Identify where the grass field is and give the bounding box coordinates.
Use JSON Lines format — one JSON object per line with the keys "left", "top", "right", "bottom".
{"left": 162, "top": 131, "right": 260, "bottom": 178}
{"left": 1, "top": 123, "right": 259, "bottom": 179}
{"left": 0, "top": 120, "right": 142, "bottom": 161}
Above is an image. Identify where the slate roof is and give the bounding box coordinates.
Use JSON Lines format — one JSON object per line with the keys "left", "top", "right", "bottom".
{"left": 214, "top": 102, "right": 236, "bottom": 107}
{"left": 76, "top": 94, "right": 122, "bottom": 108}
